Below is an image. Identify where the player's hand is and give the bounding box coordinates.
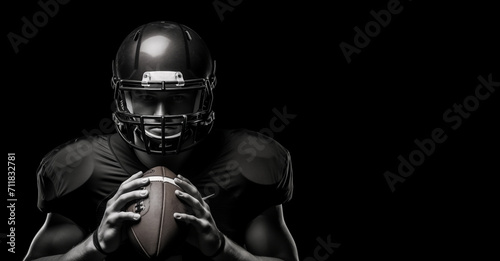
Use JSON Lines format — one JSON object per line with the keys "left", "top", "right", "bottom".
{"left": 173, "top": 175, "right": 223, "bottom": 256}
{"left": 96, "top": 171, "right": 150, "bottom": 254}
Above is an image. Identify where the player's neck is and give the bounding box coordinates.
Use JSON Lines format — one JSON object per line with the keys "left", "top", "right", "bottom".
{"left": 134, "top": 148, "right": 193, "bottom": 174}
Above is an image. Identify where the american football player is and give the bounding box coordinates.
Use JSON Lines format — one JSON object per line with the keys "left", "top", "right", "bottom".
{"left": 24, "top": 21, "right": 298, "bottom": 261}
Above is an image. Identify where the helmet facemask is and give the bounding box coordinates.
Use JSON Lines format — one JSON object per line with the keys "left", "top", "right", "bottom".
{"left": 112, "top": 70, "right": 215, "bottom": 155}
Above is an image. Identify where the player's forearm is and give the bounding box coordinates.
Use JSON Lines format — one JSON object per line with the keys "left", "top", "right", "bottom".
{"left": 212, "top": 235, "right": 287, "bottom": 261}
{"left": 28, "top": 234, "right": 105, "bottom": 261}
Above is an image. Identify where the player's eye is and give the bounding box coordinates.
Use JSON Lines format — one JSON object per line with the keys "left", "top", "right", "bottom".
{"left": 167, "top": 94, "right": 187, "bottom": 103}
{"left": 134, "top": 93, "right": 156, "bottom": 102}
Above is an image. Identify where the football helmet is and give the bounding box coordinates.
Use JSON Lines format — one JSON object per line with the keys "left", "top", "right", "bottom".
{"left": 111, "top": 21, "right": 216, "bottom": 155}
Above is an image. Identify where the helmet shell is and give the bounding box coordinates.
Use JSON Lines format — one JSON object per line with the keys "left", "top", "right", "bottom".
{"left": 111, "top": 21, "right": 216, "bottom": 155}
{"left": 114, "top": 21, "right": 213, "bottom": 81}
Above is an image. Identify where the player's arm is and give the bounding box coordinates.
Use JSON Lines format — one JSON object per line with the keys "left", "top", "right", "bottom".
{"left": 241, "top": 204, "right": 298, "bottom": 261}
{"left": 24, "top": 171, "right": 149, "bottom": 261}
{"left": 174, "top": 175, "right": 298, "bottom": 261}
{"left": 210, "top": 204, "right": 298, "bottom": 261}
{"left": 23, "top": 212, "right": 105, "bottom": 261}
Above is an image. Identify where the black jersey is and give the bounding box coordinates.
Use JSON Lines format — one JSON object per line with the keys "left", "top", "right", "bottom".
{"left": 36, "top": 128, "right": 293, "bottom": 260}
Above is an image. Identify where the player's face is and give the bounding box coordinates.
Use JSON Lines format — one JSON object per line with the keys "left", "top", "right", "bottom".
{"left": 129, "top": 90, "right": 200, "bottom": 137}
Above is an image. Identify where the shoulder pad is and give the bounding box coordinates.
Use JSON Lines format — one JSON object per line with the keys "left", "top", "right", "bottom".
{"left": 37, "top": 138, "right": 96, "bottom": 206}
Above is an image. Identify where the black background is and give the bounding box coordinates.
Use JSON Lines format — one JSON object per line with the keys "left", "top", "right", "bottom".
{"left": 3, "top": 0, "right": 499, "bottom": 260}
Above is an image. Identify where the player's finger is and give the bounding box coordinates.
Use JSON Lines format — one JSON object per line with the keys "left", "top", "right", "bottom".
{"left": 114, "top": 175, "right": 150, "bottom": 198}
{"left": 123, "top": 171, "right": 144, "bottom": 184}
{"left": 174, "top": 175, "right": 202, "bottom": 200}
{"left": 107, "top": 211, "right": 141, "bottom": 227}
{"left": 111, "top": 189, "right": 149, "bottom": 212}
{"left": 173, "top": 212, "right": 209, "bottom": 232}
{"left": 175, "top": 190, "right": 206, "bottom": 217}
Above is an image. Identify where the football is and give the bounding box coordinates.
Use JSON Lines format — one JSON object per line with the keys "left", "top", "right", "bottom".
{"left": 126, "top": 166, "right": 187, "bottom": 259}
